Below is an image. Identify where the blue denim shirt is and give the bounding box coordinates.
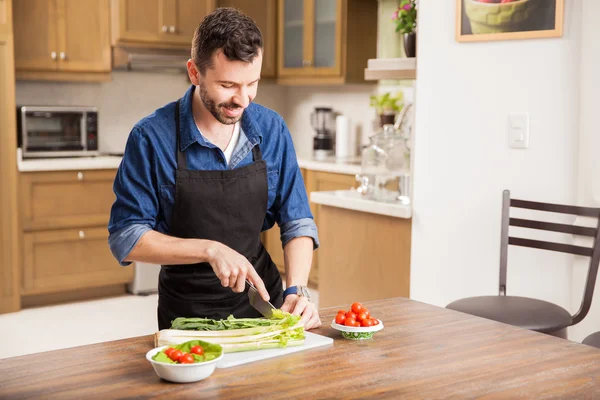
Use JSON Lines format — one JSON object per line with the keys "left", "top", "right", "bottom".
{"left": 108, "top": 85, "right": 319, "bottom": 266}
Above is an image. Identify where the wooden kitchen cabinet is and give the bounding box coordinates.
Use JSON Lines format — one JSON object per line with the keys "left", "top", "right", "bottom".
{"left": 277, "top": 0, "right": 377, "bottom": 85}
{"left": 18, "top": 169, "right": 132, "bottom": 303}
{"left": 0, "top": 0, "right": 20, "bottom": 314}
{"left": 262, "top": 168, "right": 357, "bottom": 288}
{"left": 13, "top": 0, "right": 111, "bottom": 82}
{"left": 0, "top": 0, "right": 12, "bottom": 35}
{"left": 317, "top": 206, "right": 411, "bottom": 308}
{"left": 111, "top": 0, "right": 215, "bottom": 48}
{"left": 22, "top": 227, "right": 132, "bottom": 296}
{"left": 20, "top": 170, "right": 117, "bottom": 231}
{"left": 217, "top": 0, "right": 277, "bottom": 78}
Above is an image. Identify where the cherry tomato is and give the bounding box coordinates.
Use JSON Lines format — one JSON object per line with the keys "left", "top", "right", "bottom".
{"left": 169, "top": 349, "right": 183, "bottom": 362}
{"left": 164, "top": 348, "right": 175, "bottom": 358}
{"left": 346, "top": 311, "right": 357, "bottom": 320}
{"left": 351, "top": 302, "right": 364, "bottom": 314}
{"left": 179, "top": 353, "right": 195, "bottom": 364}
{"left": 357, "top": 311, "right": 369, "bottom": 322}
{"left": 337, "top": 310, "right": 346, "bottom": 315}
{"left": 371, "top": 318, "right": 380, "bottom": 326}
{"left": 191, "top": 345, "right": 204, "bottom": 356}
{"left": 363, "top": 310, "right": 370, "bottom": 319}
{"left": 352, "top": 320, "right": 361, "bottom": 327}
{"left": 361, "top": 319, "right": 373, "bottom": 327}
{"left": 344, "top": 317, "right": 357, "bottom": 327}
{"left": 335, "top": 313, "right": 346, "bottom": 325}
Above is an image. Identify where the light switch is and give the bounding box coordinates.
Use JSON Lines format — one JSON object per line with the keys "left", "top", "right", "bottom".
{"left": 508, "top": 112, "right": 529, "bottom": 149}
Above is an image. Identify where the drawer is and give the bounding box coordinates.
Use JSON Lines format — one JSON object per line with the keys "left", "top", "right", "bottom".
{"left": 22, "top": 227, "right": 133, "bottom": 295}
{"left": 20, "top": 170, "right": 117, "bottom": 231}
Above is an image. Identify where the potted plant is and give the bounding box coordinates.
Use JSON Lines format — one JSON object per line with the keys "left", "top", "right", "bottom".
{"left": 393, "top": 0, "right": 417, "bottom": 58}
{"left": 369, "top": 92, "right": 404, "bottom": 127}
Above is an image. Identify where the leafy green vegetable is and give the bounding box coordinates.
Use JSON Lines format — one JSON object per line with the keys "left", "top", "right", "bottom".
{"left": 152, "top": 340, "right": 223, "bottom": 364}
{"left": 170, "top": 312, "right": 300, "bottom": 331}
{"left": 158, "top": 313, "right": 306, "bottom": 353}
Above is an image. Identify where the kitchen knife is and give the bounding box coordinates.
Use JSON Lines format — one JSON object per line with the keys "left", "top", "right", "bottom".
{"left": 246, "top": 280, "right": 276, "bottom": 319}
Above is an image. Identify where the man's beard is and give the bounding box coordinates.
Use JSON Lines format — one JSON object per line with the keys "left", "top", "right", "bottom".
{"left": 199, "top": 82, "right": 245, "bottom": 125}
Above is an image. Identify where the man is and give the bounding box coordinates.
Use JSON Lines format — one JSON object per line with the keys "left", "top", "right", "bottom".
{"left": 108, "top": 8, "right": 321, "bottom": 330}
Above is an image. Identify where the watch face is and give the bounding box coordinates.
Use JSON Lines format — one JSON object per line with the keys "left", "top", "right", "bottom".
{"left": 299, "top": 286, "right": 311, "bottom": 299}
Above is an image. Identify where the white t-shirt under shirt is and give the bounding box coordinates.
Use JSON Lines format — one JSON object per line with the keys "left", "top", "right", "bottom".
{"left": 223, "top": 122, "right": 240, "bottom": 165}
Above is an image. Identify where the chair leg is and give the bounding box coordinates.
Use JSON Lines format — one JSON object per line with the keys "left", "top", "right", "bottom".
{"left": 546, "top": 328, "right": 568, "bottom": 339}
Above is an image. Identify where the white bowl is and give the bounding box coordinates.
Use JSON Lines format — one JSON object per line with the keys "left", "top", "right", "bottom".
{"left": 330, "top": 319, "right": 384, "bottom": 340}
{"left": 146, "top": 346, "right": 224, "bottom": 383}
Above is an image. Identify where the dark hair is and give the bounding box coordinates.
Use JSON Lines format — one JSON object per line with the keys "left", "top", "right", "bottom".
{"left": 191, "top": 7, "right": 263, "bottom": 75}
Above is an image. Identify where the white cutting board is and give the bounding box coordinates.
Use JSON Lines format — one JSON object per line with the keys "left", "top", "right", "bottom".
{"left": 216, "top": 331, "right": 333, "bottom": 368}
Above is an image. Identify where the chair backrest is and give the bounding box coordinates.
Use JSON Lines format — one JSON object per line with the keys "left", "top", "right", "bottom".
{"left": 499, "top": 190, "right": 600, "bottom": 325}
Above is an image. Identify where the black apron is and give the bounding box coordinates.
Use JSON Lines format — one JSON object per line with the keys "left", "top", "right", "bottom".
{"left": 157, "top": 99, "right": 283, "bottom": 330}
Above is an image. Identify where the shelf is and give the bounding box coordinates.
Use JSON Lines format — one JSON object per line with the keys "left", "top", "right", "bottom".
{"left": 364, "top": 58, "right": 416, "bottom": 81}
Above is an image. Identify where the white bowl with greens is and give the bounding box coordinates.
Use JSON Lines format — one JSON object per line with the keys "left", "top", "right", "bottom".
{"left": 146, "top": 340, "right": 224, "bottom": 383}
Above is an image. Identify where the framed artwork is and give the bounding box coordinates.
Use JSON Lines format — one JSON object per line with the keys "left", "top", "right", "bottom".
{"left": 456, "top": 0, "right": 564, "bottom": 43}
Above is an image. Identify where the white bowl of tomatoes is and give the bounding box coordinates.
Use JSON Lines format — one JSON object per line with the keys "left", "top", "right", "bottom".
{"left": 331, "top": 302, "right": 384, "bottom": 340}
{"left": 145, "top": 340, "right": 224, "bottom": 383}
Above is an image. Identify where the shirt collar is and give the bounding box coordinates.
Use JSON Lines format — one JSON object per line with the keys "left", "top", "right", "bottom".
{"left": 178, "top": 85, "right": 263, "bottom": 151}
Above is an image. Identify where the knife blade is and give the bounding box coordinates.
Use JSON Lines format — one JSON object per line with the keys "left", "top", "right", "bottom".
{"left": 246, "top": 280, "right": 276, "bottom": 319}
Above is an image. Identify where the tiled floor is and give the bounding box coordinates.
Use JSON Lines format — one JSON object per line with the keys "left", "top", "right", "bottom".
{"left": 0, "top": 290, "right": 319, "bottom": 360}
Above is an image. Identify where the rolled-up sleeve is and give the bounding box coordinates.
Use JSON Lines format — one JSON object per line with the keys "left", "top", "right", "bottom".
{"left": 273, "top": 119, "right": 320, "bottom": 250}
{"left": 108, "top": 127, "right": 159, "bottom": 265}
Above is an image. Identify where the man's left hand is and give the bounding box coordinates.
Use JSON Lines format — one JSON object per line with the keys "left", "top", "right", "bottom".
{"left": 280, "top": 295, "right": 321, "bottom": 330}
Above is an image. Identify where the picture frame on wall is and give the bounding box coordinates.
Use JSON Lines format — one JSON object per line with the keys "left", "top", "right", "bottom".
{"left": 456, "top": 0, "right": 564, "bottom": 43}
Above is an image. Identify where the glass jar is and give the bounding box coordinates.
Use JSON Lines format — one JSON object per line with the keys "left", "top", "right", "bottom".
{"left": 356, "top": 124, "right": 410, "bottom": 203}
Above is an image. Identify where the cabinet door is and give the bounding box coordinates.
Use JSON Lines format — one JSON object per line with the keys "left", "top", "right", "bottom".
{"left": 22, "top": 228, "right": 133, "bottom": 295}
{"left": 310, "top": 0, "right": 341, "bottom": 75}
{"left": 218, "top": 0, "right": 277, "bottom": 78}
{"left": 57, "top": 0, "right": 111, "bottom": 72}
{"left": 0, "top": 0, "right": 20, "bottom": 314}
{"left": 278, "top": 0, "right": 312, "bottom": 77}
{"left": 161, "top": 0, "right": 214, "bottom": 45}
{"left": 305, "top": 170, "right": 357, "bottom": 285}
{"left": 20, "top": 170, "right": 117, "bottom": 231}
{"left": 13, "top": 0, "right": 59, "bottom": 71}
{"left": 0, "top": 0, "right": 12, "bottom": 35}
{"left": 114, "top": 0, "right": 161, "bottom": 44}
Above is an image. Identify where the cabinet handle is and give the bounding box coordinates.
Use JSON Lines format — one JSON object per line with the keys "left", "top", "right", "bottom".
{"left": 79, "top": 231, "right": 85, "bottom": 239}
{"left": 51, "top": 51, "right": 57, "bottom": 60}
{"left": 302, "top": 60, "right": 312, "bottom": 67}
{"left": 162, "top": 25, "right": 168, "bottom": 32}
{"left": 169, "top": 26, "right": 176, "bottom": 33}
{"left": 77, "top": 172, "right": 83, "bottom": 180}
{"left": 59, "top": 52, "right": 66, "bottom": 60}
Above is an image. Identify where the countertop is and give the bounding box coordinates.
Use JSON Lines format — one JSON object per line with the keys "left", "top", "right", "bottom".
{"left": 2, "top": 297, "right": 600, "bottom": 399}
{"left": 17, "top": 149, "right": 122, "bottom": 172}
{"left": 296, "top": 155, "right": 362, "bottom": 175}
{"left": 16, "top": 151, "right": 360, "bottom": 174}
{"left": 310, "top": 190, "right": 412, "bottom": 218}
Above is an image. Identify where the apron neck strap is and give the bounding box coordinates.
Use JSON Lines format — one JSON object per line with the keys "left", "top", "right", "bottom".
{"left": 175, "top": 99, "right": 187, "bottom": 169}
{"left": 175, "top": 99, "right": 263, "bottom": 168}
{"left": 251, "top": 143, "right": 263, "bottom": 162}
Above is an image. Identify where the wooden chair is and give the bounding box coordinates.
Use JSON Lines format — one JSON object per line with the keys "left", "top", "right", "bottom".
{"left": 582, "top": 331, "right": 600, "bottom": 348}
{"left": 446, "top": 190, "right": 600, "bottom": 338}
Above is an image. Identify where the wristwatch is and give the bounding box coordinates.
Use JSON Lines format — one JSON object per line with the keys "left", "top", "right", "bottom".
{"left": 283, "top": 285, "right": 311, "bottom": 301}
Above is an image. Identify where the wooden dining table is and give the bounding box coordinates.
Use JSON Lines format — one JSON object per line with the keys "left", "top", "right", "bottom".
{"left": 1, "top": 297, "right": 600, "bottom": 399}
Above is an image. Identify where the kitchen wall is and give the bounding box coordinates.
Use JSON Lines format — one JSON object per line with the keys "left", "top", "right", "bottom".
{"left": 15, "top": 71, "right": 288, "bottom": 154}
{"left": 284, "top": 84, "right": 378, "bottom": 159}
{"left": 570, "top": 0, "right": 600, "bottom": 342}
{"left": 410, "top": 0, "right": 583, "bottom": 329}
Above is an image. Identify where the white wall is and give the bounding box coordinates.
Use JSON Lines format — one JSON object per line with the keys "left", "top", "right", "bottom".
{"left": 410, "top": 0, "right": 582, "bottom": 316}
{"left": 284, "top": 84, "right": 377, "bottom": 158}
{"left": 569, "top": 0, "right": 600, "bottom": 343}
{"left": 16, "top": 71, "right": 287, "bottom": 154}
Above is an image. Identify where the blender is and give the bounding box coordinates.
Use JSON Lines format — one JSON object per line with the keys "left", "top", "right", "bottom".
{"left": 311, "top": 107, "right": 335, "bottom": 160}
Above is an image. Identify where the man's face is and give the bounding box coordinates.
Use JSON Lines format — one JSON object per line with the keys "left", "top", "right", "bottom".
{"left": 188, "top": 50, "right": 262, "bottom": 125}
